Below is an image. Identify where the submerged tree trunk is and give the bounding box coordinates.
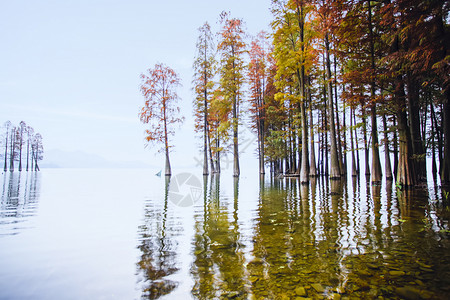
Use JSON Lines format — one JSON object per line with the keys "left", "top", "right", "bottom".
{"left": 395, "top": 77, "right": 415, "bottom": 187}
{"left": 382, "top": 113, "right": 393, "bottom": 180}
{"left": 3, "top": 128, "right": 8, "bottom": 172}
{"left": 233, "top": 95, "right": 240, "bottom": 177}
{"left": 325, "top": 33, "right": 340, "bottom": 179}
{"left": 368, "top": 0, "right": 382, "bottom": 184}
{"left": 350, "top": 106, "right": 357, "bottom": 177}
{"left": 309, "top": 85, "right": 317, "bottom": 177}
{"left": 406, "top": 73, "right": 426, "bottom": 182}
{"left": 163, "top": 101, "right": 171, "bottom": 177}
{"left": 203, "top": 82, "right": 209, "bottom": 176}
{"left": 442, "top": 89, "right": 450, "bottom": 185}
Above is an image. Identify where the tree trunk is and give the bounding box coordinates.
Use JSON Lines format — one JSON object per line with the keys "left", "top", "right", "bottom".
{"left": 382, "top": 113, "right": 393, "bottom": 180}
{"left": 395, "top": 77, "right": 415, "bottom": 187}
{"left": 207, "top": 124, "right": 215, "bottom": 174}
{"left": 442, "top": 89, "right": 450, "bottom": 185}
{"left": 10, "top": 131, "right": 14, "bottom": 172}
{"left": 163, "top": 101, "right": 171, "bottom": 177}
{"left": 354, "top": 110, "right": 360, "bottom": 175}
{"left": 309, "top": 86, "right": 317, "bottom": 177}
{"left": 203, "top": 78, "right": 209, "bottom": 176}
{"left": 393, "top": 116, "right": 399, "bottom": 178}
{"left": 362, "top": 109, "right": 370, "bottom": 176}
{"left": 368, "top": 0, "right": 382, "bottom": 184}
{"left": 350, "top": 106, "right": 357, "bottom": 177}
{"left": 325, "top": 33, "right": 340, "bottom": 179}
{"left": 26, "top": 137, "right": 29, "bottom": 171}
{"left": 3, "top": 129, "right": 8, "bottom": 172}
{"left": 233, "top": 99, "right": 240, "bottom": 177}
{"left": 406, "top": 72, "right": 426, "bottom": 181}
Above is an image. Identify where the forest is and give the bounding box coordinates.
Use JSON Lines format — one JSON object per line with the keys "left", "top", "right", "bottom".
{"left": 1, "top": 120, "right": 44, "bottom": 172}
{"left": 140, "top": 0, "right": 449, "bottom": 188}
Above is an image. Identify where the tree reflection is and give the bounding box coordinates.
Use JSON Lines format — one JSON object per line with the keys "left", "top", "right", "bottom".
{"left": 136, "top": 176, "right": 180, "bottom": 299}
{"left": 0, "top": 172, "right": 40, "bottom": 236}
{"left": 189, "top": 174, "right": 449, "bottom": 299}
{"left": 191, "top": 175, "right": 247, "bottom": 299}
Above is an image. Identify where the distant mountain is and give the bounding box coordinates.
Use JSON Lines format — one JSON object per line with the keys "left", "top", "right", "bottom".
{"left": 41, "top": 149, "right": 155, "bottom": 169}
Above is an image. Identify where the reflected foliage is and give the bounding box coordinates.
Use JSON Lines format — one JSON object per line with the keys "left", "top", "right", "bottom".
{"left": 0, "top": 172, "right": 41, "bottom": 236}
{"left": 136, "top": 177, "right": 182, "bottom": 299}
{"left": 190, "top": 176, "right": 450, "bottom": 299}
{"left": 191, "top": 175, "right": 247, "bottom": 299}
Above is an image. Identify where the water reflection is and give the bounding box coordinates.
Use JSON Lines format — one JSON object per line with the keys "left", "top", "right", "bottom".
{"left": 0, "top": 171, "right": 41, "bottom": 236}
{"left": 191, "top": 175, "right": 247, "bottom": 299}
{"left": 189, "top": 175, "right": 449, "bottom": 299}
{"left": 136, "top": 177, "right": 182, "bottom": 299}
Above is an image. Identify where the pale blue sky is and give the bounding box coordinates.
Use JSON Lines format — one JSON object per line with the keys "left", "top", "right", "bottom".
{"left": 0, "top": 0, "right": 271, "bottom": 170}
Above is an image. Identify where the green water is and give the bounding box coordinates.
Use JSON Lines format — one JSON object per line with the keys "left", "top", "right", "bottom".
{"left": 137, "top": 175, "right": 450, "bottom": 299}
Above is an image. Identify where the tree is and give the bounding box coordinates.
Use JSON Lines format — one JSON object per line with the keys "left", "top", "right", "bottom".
{"left": 26, "top": 126, "right": 34, "bottom": 171}
{"left": 18, "top": 121, "right": 26, "bottom": 172}
{"left": 139, "top": 63, "right": 184, "bottom": 176}
{"left": 217, "top": 12, "right": 247, "bottom": 177}
{"left": 32, "top": 133, "right": 43, "bottom": 171}
{"left": 248, "top": 31, "right": 271, "bottom": 175}
{"left": 3, "top": 121, "right": 11, "bottom": 172}
{"left": 193, "top": 22, "right": 216, "bottom": 175}
{"left": 317, "top": 0, "right": 341, "bottom": 179}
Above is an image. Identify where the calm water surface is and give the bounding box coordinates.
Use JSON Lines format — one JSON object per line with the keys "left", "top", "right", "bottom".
{"left": 0, "top": 169, "right": 449, "bottom": 299}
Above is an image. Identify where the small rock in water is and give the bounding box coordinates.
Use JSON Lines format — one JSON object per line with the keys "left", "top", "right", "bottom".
{"left": 395, "top": 286, "right": 421, "bottom": 300}
{"left": 389, "top": 270, "right": 406, "bottom": 276}
{"left": 295, "top": 286, "right": 307, "bottom": 296}
{"left": 311, "top": 283, "right": 325, "bottom": 293}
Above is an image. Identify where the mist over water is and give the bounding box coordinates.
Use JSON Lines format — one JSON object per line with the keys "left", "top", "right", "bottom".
{"left": 0, "top": 169, "right": 449, "bottom": 299}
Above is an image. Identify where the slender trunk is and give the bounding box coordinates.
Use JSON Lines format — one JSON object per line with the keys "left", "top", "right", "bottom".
{"left": 216, "top": 132, "right": 221, "bottom": 174}
{"left": 362, "top": 108, "right": 370, "bottom": 176}
{"left": 26, "top": 137, "right": 29, "bottom": 171}
{"left": 9, "top": 131, "right": 14, "bottom": 172}
{"left": 342, "top": 81, "right": 347, "bottom": 176}
{"left": 368, "top": 0, "right": 382, "bottom": 184}
{"left": 325, "top": 33, "right": 340, "bottom": 179}
{"left": 31, "top": 147, "right": 34, "bottom": 172}
{"left": 207, "top": 124, "right": 215, "bottom": 174}
{"left": 203, "top": 72, "right": 209, "bottom": 176}
{"left": 406, "top": 72, "right": 426, "bottom": 181}
{"left": 163, "top": 100, "right": 171, "bottom": 176}
{"left": 393, "top": 116, "right": 399, "bottom": 178}
{"left": 442, "top": 89, "right": 450, "bottom": 184}
{"left": 3, "top": 129, "right": 8, "bottom": 172}
{"left": 354, "top": 110, "right": 360, "bottom": 175}
{"left": 395, "top": 77, "right": 415, "bottom": 187}
{"left": 232, "top": 55, "right": 240, "bottom": 177}
{"left": 431, "top": 105, "right": 437, "bottom": 181}
{"left": 334, "top": 56, "right": 344, "bottom": 176}
{"left": 34, "top": 151, "right": 40, "bottom": 172}
{"left": 382, "top": 113, "right": 393, "bottom": 180}
{"left": 18, "top": 133, "right": 22, "bottom": 172}
{"left": 309, "top": 82, "right": 317, "bottom": 177}
{"left": 350, "top": 106, "right": 357, "bottom": 176}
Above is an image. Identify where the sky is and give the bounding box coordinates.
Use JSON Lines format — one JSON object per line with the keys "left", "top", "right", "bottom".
{"left": 0, "top": 0, "right": 273, "bottom": 170}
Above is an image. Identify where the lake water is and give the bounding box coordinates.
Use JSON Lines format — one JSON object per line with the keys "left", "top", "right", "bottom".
{"left": 0, "top": 169, "right": 449, "bottom": 299}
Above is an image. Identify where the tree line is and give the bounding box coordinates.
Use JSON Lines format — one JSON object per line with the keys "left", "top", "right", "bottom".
{"left": 140, "top": 0, "right": 449, "bottom": 188}
{"left": 1, "top": 121, "right": 44, "bottom": 172}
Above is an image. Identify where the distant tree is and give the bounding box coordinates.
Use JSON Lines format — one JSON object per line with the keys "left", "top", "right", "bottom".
{"left": 193, "top": 22, "right": 216, "bottom": 175}
{"left": 32, "top": 133, "right": 43, "bottom": 171}
{"left": 139, "top": 63, "right": 184, "bottom": 176}
{"left": 25, "top": 126, "right": 34, "bottom": 171}
{"left": 217, "top": 12, "right": 247, "bottom": 177}
{"left": 3, "top": 121, "right": 11, "bottom": 172}
{"left": 248, "top": 31, "right": 271, "bottom": 175}
{"left": 18, "top": 121, "right": 26, "bottom": 171}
